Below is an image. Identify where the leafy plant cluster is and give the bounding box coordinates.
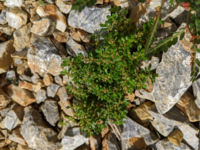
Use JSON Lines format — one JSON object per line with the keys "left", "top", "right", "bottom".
{"left": 144, "top": 0, "right": 200, "bottom": 82}
{"left": 61, "top": 6, "right": 157, "bottom": 135}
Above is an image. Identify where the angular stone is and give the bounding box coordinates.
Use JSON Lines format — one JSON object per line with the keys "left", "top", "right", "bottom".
{"left": 1, "top": 108, "right": 11, "bottom": 117}
{"left": 176, "top": 91, "right": 200, "bottom": 122}
{"left": 0, "top": 40, "right": 14, "bottom": 74}
{"left": 31, "top": 18, "right": 55, "bottom": 36}
{"left": 43, "top": 73, "right": 54, "bottom": 86}
{"left": 0, "top": 88, "right": 11, "bottom": 110}
{"left": 19, "top": 81, "right": 41, "bottom": 92}
{"left": 4, "top": 0, "right": 24, "bottom": 7}
{"left": 53, "top": 32, "right": 68, "bottom": 44}
{"left": 192, "top": 78, "right": 200, "bottom": 109}
{"left": 128, "top": 101, "right": 153, "bottom": 125}
{"left": 8, "top": 127, "right": 26, "bottom": 146}
{"left": 55, "top": 0, "right": 72, "bottom": 14}
{"left": 11, "top": 49, "right": 28, "bottom": 59}
{"left": 0, "top": 2, "right": 6, "bottom": 11}
{"left": 143, "top": 131, "right": 160, "bottom": 146}
{"left": 27, "top": 37, "right": 63, "bottom": 76}
{"left": 60, "top": 127, "right": 89, "bottom": 150}
{"left": 121, "top": 137, "right": 147, "bottom": 150}
{"left": 36, "top": 89, "right": 47, "bottom": 104}
{"left": 47, "top": 83, "right": 60, "bottom": 98}
{"left": 149, "top": 105, "right": 199, "bottom": 149}
{"left": 36, "top": 5, "right": 67, "bottom": 32}
{"left": 16, "top": 144, "right": 33, "bottom": 150}
{"left": 77, "top": 29, "right": 92, "bottom": 43}
{"left": 58, "top": 100, "right": 74, "bottom": 117}
{"left": 167, "top": 129, "right": 183, "bottom": 146}
{"left": 66, "top": 36, "right": 87, "bottom": 57}
{"left": 19, "top": 75, "right": 32, "bottom": 83}
{"left": 118, "top": 117, "right": 150, "bottom": 140}
{"left": 110, "top": 0, "right": 136, "bottom": 10}
{"left": 17, "top": 62, "right": 29, "bottom": 75}
{"left": 40, "top": 100, "right": 59, "bottom": 126}
{"left": 7, "top": 84, "right": 36, "bottom": 106}
{"left": 89, "top": 134, "right": 101, "bottom": 150}
{"left": 68, "top": 6, "right": 111, "bottom": 33}
{"left": 70, "top": 28, "right": 81, "bottom": 43}
{"left": 54, "top": 75, "right": 63, "bottom": 86}
{"left": 102, "top": 132, "right": 120, "bottom": 150}
{"left": 57, "top": 86, "right": 71, "bottom": 101}
{"left": 6, "top": 7, "right": 27, "bottom": 29}
{"left": 14, "top": 58, "right": 23, "bottom": 67}
{"left": 0, "top": 25, "right": 15, "bottom": 35}
{"left": 21, "top": 106, "right": 60, "bottom": 150}
{"left": 13, "top": 23, "right": 32, "bottom": 52}
{"left": 0, "top": 10, "right": 8, "bottom": 25}
{"left": 155, "top": 138, "right": 191, "bottom": 150}
{"left": 0, "top": 104, "right": 24, "bottom": 131}
{"left": 6, "top": 70, "right": 16, "bottom": 81}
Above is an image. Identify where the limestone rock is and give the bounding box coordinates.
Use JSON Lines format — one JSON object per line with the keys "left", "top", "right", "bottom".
{"left": 8, "top": 127, "right": 26, "bottom": 146}
{"left": 11, "top": 49, "right": 28, "bottom": 59}
{"left": 36, "top": 89, "right": 47, "bottom": 104}
{"left": 13, "top": 23, "right": 32, "bottom": 52}
{"left": 192, "top": 78, "right": 200, "bottom": 109}
{"left": 102, "top": 132, "right": 120, "bottom": 150}
{"left": 54, "top": 75, "right": 63, "bottom": 86}
{"left": 66, "top": 36, "right": 87, "bottom": 57}
{"left": 1, "top": 108, "right": 11, "bottom": 117}
{"left": 118, "top": 117, "right": 150, "bottom": 140}
{"left": 55, "top": 0, "right": 72, "bottom": 14}
{"left": 60, "top": 127, "right": 89, "bottom": 150}
{"left": 58, "top": 100, "right": 74, "bottom": 117}
{"left": 143, "top": 131, "right": 160, "bottom": 146}
{"left": 31, "top": 18, "right": 55, "bottom": 36}
{"left": 167, "top": 129, "right": 183, "bottom": 146}
{"left": 68, "top": 6, "right": 111, "bottom": 33}
{"left": 40, "top": 100, "right": 59, "bottom": 126}
{"left": 19, "top": 81, "right": 41, "bottom": 92}
{"left": 57, "top": 86, "right": 72, "bottom": 101}
{"left": 36, "top": 5, "right": 67, "bottom": 32}
{"left": 6, "top": 70, "right": 16, "bottom": 81}
{"left": 121, "top": 137, "right": 147, "bottom": 150}
{"left": 176, "top": 91, "right": 200, "bottom": 122}
{"left": 110, "top": 0, "right": 136, "bottom": 10}
{"left": 7, "top": 84, "right": 36, "bottom": 106}
{"left": 0, "top": 9, "right": 8, "bottom": 25}
{"left": 0, "top": 104, "right": 24, "bottom": 131}
{"left": 4, "top": 0, "right": 24, "bottom": 7}
{"left": 89, "top": 134, "right": 101, "bottom": 150}
{"left": 16, "top": 144, "right": 33, "bottom": 150}
{"left": 19, "top": 75, "right": 32, "bottom": 83}
{"left": 0, "top": 40, "right": 14, "bottom": 74}
{"left": 43, "top": 73, "right": 54, "bottom": 86}
{"left": 27, "top": 37, "right": 63, "bottom": 76}
{"left": 77, "top": 29, "right": 92, "bottom": 43}
{"left": 155, "top": 138, "right": 191, "bottom": 150}
{"left": 128, "top": 101, "right": 153, "bottom": 125}
{"left": 21, "top": 106, "right": 61, "bottom": 150}
{"left": 6, "top": 7, "right": 27, "bottom": 29}
{"left": 0, "top": 25, "right": 15, "bottom": 35}
{"left": 53, "top": 32, "right": 69, "bottom": 43}
{"left": 47, "top": 83, "right": 60, "bottom": 97}
{"left": 17, "top": 62, "right": 29, "bottom": 75}
{"left": 0, "top": 89, "right": 11, "bottom": 110}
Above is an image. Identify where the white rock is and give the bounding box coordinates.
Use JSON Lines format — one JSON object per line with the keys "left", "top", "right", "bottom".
{"left": 55, "top": 0, "right": 72, "bottom": 14}
{"left": 4, "top": 0, "right": 24, "bottom": 8}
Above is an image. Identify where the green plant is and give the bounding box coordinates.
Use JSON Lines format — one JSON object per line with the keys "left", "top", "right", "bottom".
{"left": 38, "top": 0, "right": 45, "bottom": 6}
{"left": 61, "top": 6, "right": 157, "bottom": 135}
{"left": 144, "top": 0, "right": 200, "bottom": 82}
{"left": 72, "top": 0, "right": 97, "bottom": 11}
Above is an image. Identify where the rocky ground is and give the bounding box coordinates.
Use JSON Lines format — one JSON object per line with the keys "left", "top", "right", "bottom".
{"left": 0, "top": 0, "right": 199, "bottom": 150}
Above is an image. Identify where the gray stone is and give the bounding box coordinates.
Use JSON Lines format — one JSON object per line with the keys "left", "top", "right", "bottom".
{"left": 8, "top": 127, "right": 26, "bottom": 145}
{"left": 0, "top": 104, "right": 24, "bottom": 131}
{"left": 66, "top": 36, "right": 87, "bottom": 57}
{"left": 40, "top": 100, "right": 59, "bottom": 126}
{"left": 0, "top": 25, "right": 15, "bottom": 35}
{"left": 102, "top": 132, "right": 120, "bottom": 150}
{"left": 143, "top": 131, "right": 160, "bottom": 145}
{"left": 4, "top": 0, "right": 24, "bottom": 7}
{"left": 47, "top": 84, "right": 60, "bottom": 98}
{"left": 1, "top": 108, "right": 11, "bottom": 117}
{"left": 31, "top": 73, "right": 40, "bottom": 84}
{"left": 155, "top": 138, "right": 191, "bottom": 150}
{"left": 6, "top": 7, "right": 27, "bottom": 29}
{"left": 0, "top": 40, "right": 14, "bottom": 74}
{"left": 13, "top": 23, "right": 32, "bottom": 52}
{"left": 149, "top": 105, "right": 199, "bottom": 149}
{"left": 6, "top": 70, "right": 16, "bottom": 81}
{"left": 68, "top": 6, "right": 111, "bottom": 33}
{"left": 140, "top": 56, "right": 160, "bottom": 71}
{"left": 54, "top": 75, "right": 63, "bottom": 86}
{"left": 157, "top": 23, "right": 178, "bottom": 38}
{"left": 0, "top": 9, "right": 8, "bottom": 25}
{"left": 0, "top": 88, "right": 10, "bottom": 110}
{"left": 57, "top": 86, "right": 71, "bottom": 101}
{"left": 118, "top": 117, "right": 150, "bottom": 140}
{"left": 58, "top": 100, "right": 74, "bottom": 117}
{"left": 11, "top": 48, "right": 28, "bottom": 59}
{"left": 55, "top": 0, "right": 72, "bottom": 14}
{"left": 60, "top": 127, "right": 89, "bottom": 150}
{"left": 27, "top": 37, "right": 63, "bottom": 76}
{"left": 192, "top": 78, "right": 200, "bottom": 109}
{"left": 21, "top": 106, "right": 61, "bottom": 150}
{"left": 90, "top": 134, "right": 101, "bottom": 150}
{"left": 36, "top": 89, "right": 47, "bottom": 104}
{"left": 19, "top": 75, "right": 32, "bottom": 83}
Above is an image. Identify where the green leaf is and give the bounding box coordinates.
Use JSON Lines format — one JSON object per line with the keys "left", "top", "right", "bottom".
{"left": 195, "top": 59, "right": 200, "bottom": 67}
{"left": 196, "top": 49, "right": 200, "bottom": 53}
{"left": 38, "top": 0, "right": 45, "bottom": 6}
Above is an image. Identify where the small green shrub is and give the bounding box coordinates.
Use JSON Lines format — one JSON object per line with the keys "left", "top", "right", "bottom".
{"left": 61, "top": 6, "right": 157, "bottom": 135}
